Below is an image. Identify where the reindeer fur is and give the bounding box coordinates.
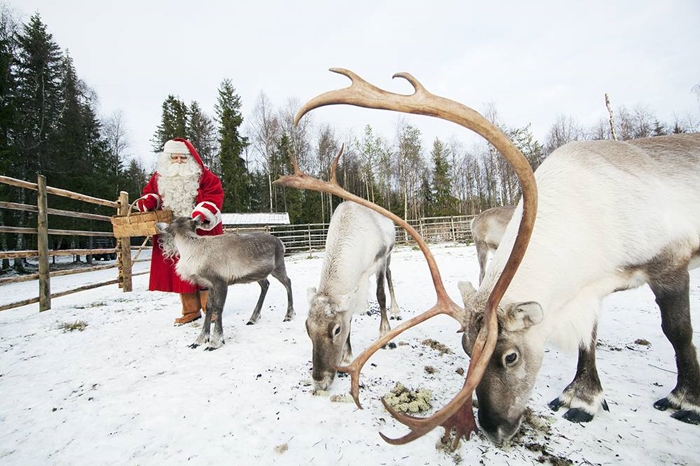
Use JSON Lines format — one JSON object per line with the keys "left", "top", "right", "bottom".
{"left": 470, "top": 205, "right": 515, "bottom": 284}
{"left": 156, "top": 216, "right": 294, "bottom": 350}
{"left": 460, "top": 133, "right": 700, "bottom": 443}
{"left": 306, "top": 201, "right": 401, "bottom": 390}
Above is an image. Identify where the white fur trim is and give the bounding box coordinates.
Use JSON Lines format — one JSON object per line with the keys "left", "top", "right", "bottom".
{"left": 138, "top": 193, "right": 161, "bottom": 211}
{"left": 163, "top": 140, "right": 189, "bottom": 155}
{"left": 192, "top": 201, "right": 222, "bottom": 231}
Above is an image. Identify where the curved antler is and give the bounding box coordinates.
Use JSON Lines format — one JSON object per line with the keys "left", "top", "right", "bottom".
{"left": 275, "top": 68, "right": 537, "bottom": 446}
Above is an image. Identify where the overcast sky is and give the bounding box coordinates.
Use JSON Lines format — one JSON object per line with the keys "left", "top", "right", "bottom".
{"left": 12, "top": 0, "right": 700, "bottom": 169}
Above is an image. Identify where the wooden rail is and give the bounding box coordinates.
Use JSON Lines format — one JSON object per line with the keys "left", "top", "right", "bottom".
{"left": 0, "top": 174, "right": 133, "bottom": 312}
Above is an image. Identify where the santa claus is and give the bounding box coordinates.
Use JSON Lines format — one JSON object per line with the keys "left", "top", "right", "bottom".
{"left": 137, "top": 138, "right": 224, "bottom": 325}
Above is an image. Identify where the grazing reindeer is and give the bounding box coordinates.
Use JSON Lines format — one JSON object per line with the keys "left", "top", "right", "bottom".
{"left": 156, "top": 216, "right": 294, "bottom": 350}
{"left": 471, "top": 206, "right": 515, "bottom": 284}
{"left": 306, "top": 200, "right": 401, "bottom": 391}
{"left": 275, "top": 68, "right": 700, "bottom": 450}
{"left": 458, "top": 133, "right": 700, "bottom": 443}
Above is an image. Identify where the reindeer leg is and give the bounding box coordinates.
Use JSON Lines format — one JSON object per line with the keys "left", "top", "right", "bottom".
{"left": 337, "top": 321, "right": 353, "bottom": 379}
{"left": 204, "top": 283, "right": 227, "bottom": 351}
{"left": 649, "top": 270, "right": 700, "bottom": 424}
{"left": 475, "top": 241, "right": 488, "bottom": 286}
{"left": 549, "top": 324, "right": 608, "bottom": 422}
{"left": 247, "top": 278, "right": 270, "bottom": 325}
{"left": 272, "top": 265, "right": 295, "bottom": 322}
{"left": 385, "top": 258, "right": 401, "bottom": 320}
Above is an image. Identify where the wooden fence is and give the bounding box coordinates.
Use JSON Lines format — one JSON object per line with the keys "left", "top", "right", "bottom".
{"left": 227, "top": 215, "right": 475, "bottom": 255}
{"left": 1, "top": 172, "right": 476, "bottom": 312}
{"left": 0, "top": 174, "right": 136, "bottom": 312}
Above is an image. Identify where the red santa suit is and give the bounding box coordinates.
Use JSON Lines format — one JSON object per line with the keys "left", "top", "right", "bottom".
{"left": 137, "top": 138, "right": 224, "bottom": 324}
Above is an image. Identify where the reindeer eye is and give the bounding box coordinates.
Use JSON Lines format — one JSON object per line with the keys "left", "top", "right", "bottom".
{"left": 504, "top": 352, "right": 518, "bottom": 366}
{"left": 332, "top": 325, "right": 341, "bottom": 337}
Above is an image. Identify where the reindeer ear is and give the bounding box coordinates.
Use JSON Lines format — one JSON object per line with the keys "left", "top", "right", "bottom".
{"left": 155, "top": 222, "right": 168, "bottom": 233}
{"left": 503, "top": 301, "right": 543, "bottom": 331}
{"left": 337, "top": 293, "right": 353, "bottom": 312}
{"left": 192, "top": 216, "right": 203, "bottom": 228}
{"left": 458, "top": 281, "right": 477, "bottom": 301}
{"left": 307, "top": 287, "right": 317, "bottom": 304}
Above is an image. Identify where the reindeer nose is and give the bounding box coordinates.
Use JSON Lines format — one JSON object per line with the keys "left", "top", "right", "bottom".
{"left": 477, "top": 410, "right": 521, "bottom": 445}
{"left": 312, "top": 372, "right": 335, "bottom": 391}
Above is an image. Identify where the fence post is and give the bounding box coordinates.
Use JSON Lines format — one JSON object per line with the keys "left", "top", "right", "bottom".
{"left": 37, "top": 174, "right": 51, "bottom": 311}
{"left": 117, "top": 191, "right": 133, "bottom": 292}
{"left": 307, "top": 224, "right": 312, "bottom": 258}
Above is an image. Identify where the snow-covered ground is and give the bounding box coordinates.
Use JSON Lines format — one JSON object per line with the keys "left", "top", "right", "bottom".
{"left": 0, "top": 243, "right": 698, "bottom": 465}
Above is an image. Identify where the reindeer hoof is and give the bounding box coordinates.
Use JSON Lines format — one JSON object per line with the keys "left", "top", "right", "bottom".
{"left": 246, "top": 321, "right": 255, "bottom": 326}
{"left": 671, "top": 410, "right": 700, "bottom": 425}
{"left": 188, "top": 343, "right": 199, "bottom": 349}
{"left": 337, "top": 371, "right": 349, "bottom": 378}
{"left": 654, "top": 397, "right": 676, "bottom": 411}
{"left": 563, "top": 408, "right": 594, "bottom": 423}
{"left": 548, "top": 397, "right": 565, "bottom": 411}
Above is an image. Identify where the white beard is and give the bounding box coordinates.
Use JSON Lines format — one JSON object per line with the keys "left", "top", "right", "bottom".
{"left": 156, "top": 153, "right": 203, "bottom": 217}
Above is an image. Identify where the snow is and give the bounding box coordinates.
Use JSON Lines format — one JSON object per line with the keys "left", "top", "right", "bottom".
{"left": 1, "top": 243, "right": 698, "bottom": 466}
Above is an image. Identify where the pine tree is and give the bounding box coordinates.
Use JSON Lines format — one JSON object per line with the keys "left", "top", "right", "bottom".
{"left": 151, "top": 94, "right": 188, "bottom": 152}
{"left": 187, "top": 101, "right": 218, "bottom": 173}
{"left": 0, "top": 6, "right": 17, "bottom": 176}
{"left": 215, "top": 79, "right": 249, "bottom": 212}
{"left": 10, "top": 14, "right": 63, "bottom": 260}
{"left": 12, "top": 13, "right": 63, "bottom": 179}
{"left": 429, "top": 137, "right": 458, "bottom": 217}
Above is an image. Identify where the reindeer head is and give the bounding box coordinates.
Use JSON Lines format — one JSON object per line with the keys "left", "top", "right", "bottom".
{"left": 458, "top": 281, "right": 545, "bottom": 444}
{"left": 155, "top": 216, "right": 203, "bottom": 260}
{"left": 305, "top": 289, "right": 354, "bottom": 390}
{"left": 274, "top": 68, "right": 538, "bottom": 448}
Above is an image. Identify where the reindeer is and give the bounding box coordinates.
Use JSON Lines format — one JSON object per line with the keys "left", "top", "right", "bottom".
{"left": 471, "top": 206, "right": 515, "bottom": 284}
{"left": 306, "top": 200, "right": 401, "bottom": 391}
{"left": 274, "top": 69, "right": 700, "bottom": 451}
{"left": 155, "top": 216, "right": 294, "bottom": 350}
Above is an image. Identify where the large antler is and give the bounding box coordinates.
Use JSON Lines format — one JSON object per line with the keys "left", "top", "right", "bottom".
{"left": 274, "top": 68, "right": 537, "bottom": 447}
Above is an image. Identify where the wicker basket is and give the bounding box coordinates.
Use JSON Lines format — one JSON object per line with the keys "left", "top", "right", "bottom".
{"left": 111, "top": 198, "right": 174, "bottom": 238}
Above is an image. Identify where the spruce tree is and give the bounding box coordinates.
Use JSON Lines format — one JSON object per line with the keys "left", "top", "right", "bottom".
{"left": 151, "top": 94, "right": 188, "bottom": 152}
{"left": 429, "top": 137, "right": 458, "bottom": 217}
{"left": 215, "top": 79, "right": 249, "bottom": 212}
{"left": 12, "top": 13, "right": 63, "bottom": 180}
{"left": 187, "top": 101, "right": 218, "bottom": 173}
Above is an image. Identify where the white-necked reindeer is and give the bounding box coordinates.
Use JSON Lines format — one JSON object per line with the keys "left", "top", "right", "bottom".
{"left": 471, "top": 205, "right": 515, "bottom": 284}
{"left": 156, "top": 216, "right": 294, "bottom": 350}
{"left": 274, "top": 69, "right": 700, "bottom": 450}
{"left": 306, "top": 200, "right": 401, "bottom": 391}
{"left": 458, "top": 133, "right": 700, "bottom": 442}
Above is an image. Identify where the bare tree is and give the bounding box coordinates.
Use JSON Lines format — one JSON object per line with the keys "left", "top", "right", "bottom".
{"left": 394, "top": 120, "right": 423, "bottom": 220}
{"left": 249, "top": 92, "right": 281, "bottom": 212}
{"left": 545, "top": 114, "right": 585, "bottom": 154}
{"left": 315, "top": 124, "right": 340, "bottom": 222}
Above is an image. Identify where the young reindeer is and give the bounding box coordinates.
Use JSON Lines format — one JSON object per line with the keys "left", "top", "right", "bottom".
{"left": 306, "top": 199, "right": 401, "bottom": 391}
{"left": 470, "top": 206, "right": 515, "bottom": 284}
{"left": 276, "top": 69, "right": 700, "bottom": 450}
{"left": 156, "top": 216, "right": 295, "bottom": 350}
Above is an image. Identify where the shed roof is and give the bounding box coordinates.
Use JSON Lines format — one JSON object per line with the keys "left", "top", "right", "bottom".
{"left": 221, "top": 212, "right": 290, "bottom": 226}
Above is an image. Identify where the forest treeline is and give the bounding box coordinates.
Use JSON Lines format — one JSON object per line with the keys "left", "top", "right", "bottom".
{"left": 1, "top": 9, "right": 699, "bottom": 251}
